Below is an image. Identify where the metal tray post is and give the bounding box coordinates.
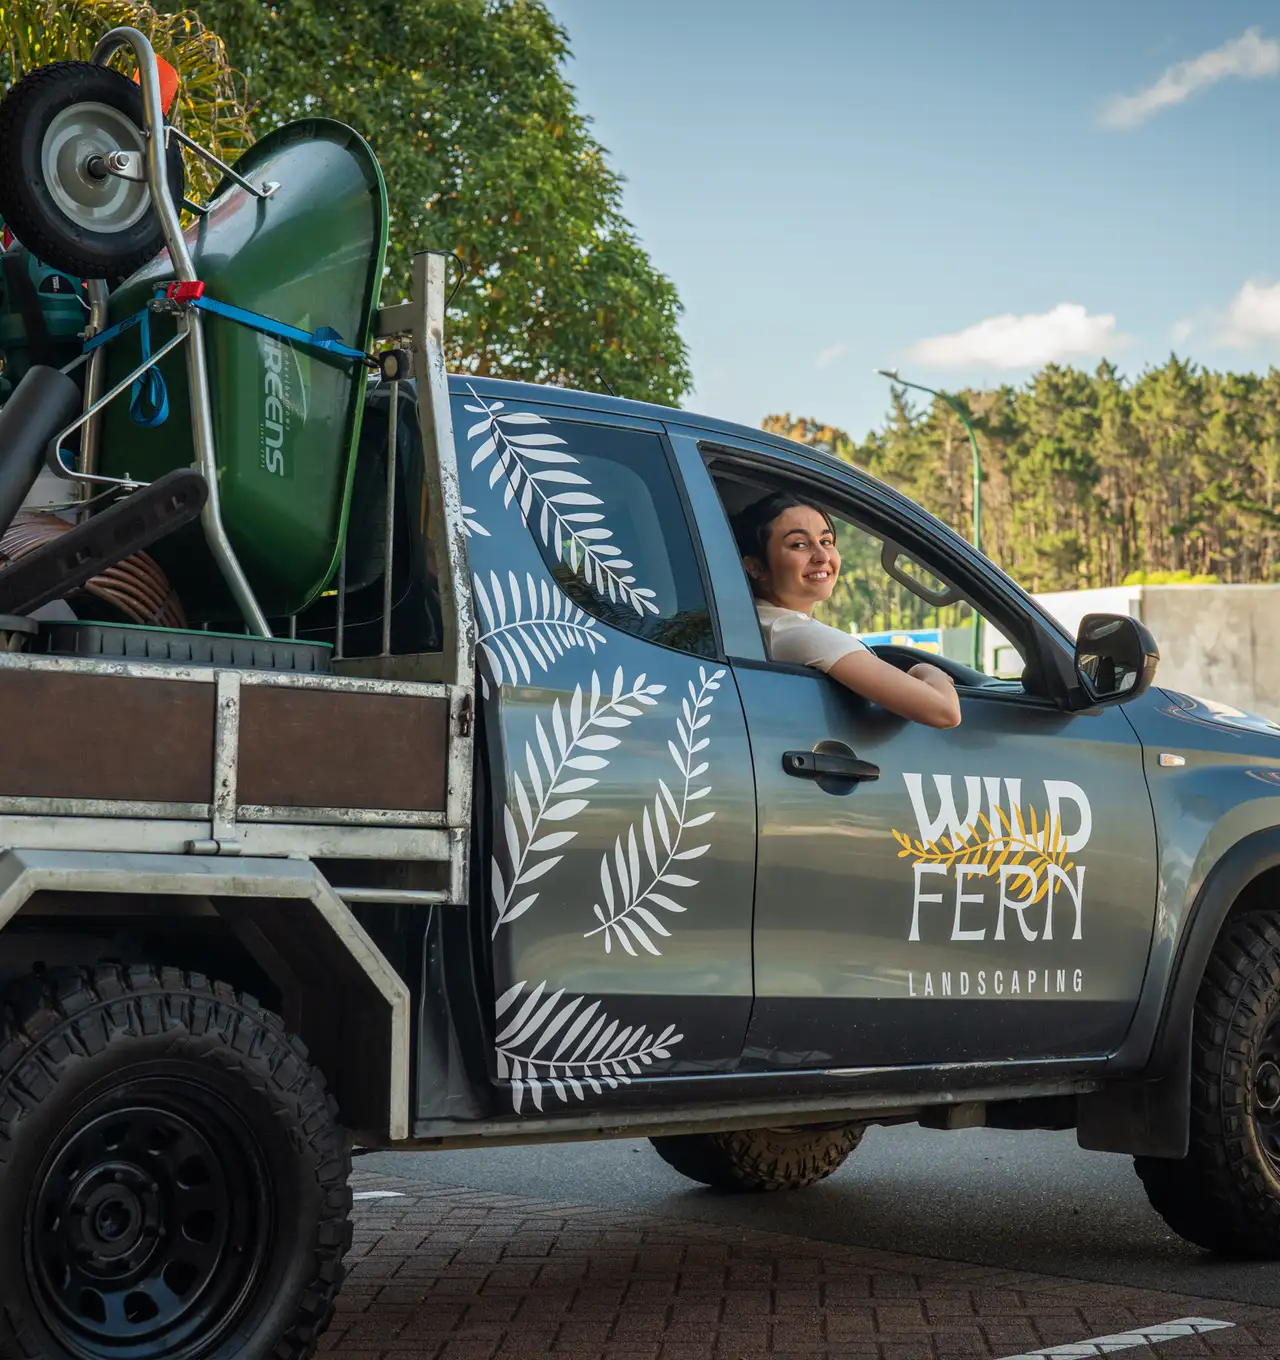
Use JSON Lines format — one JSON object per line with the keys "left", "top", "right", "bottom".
{"left": 412, "top": 250, "right": 474, "bottom": 693}
{"left": 413, "top": 251, "right": 474, "bottom": 856}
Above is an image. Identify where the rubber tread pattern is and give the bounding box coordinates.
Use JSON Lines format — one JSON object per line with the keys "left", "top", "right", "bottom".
{"left": 651, "top": 1124, "right": 863, "bottom": 1192}
{"left": 0, "top": 963, "right": 352, "bottom": 1359}
{"left": 1135, "top": 909, "right": 1280, "bottom": 1255}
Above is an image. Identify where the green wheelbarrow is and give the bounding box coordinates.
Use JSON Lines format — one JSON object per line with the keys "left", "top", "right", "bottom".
{"left": 0, "top": 25, "right": 391, "bottom": 634}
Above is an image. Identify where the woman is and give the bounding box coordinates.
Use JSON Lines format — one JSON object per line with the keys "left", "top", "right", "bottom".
{"left": 731, "top": 492, "right": 961, "bottom": 729}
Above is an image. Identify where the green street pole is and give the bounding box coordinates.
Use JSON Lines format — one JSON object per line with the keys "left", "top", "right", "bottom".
{"left": 875, "top": 369, "right": 984, "bottom": 670}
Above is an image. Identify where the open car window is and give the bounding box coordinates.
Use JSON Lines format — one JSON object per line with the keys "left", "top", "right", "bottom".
{"left": 709, "top": 462, "right": 1031, "bottom": 687}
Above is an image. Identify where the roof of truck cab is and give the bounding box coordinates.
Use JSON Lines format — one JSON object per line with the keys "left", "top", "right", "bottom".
{"left": 443, "top": 371, "right": 991, "bottom": 581}
{"left": 446, "top": 372, "right": 867, "bottom": 477}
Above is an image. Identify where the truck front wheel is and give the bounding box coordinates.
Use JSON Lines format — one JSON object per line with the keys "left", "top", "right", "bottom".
{"left": 650, "top": 1123, "right": 863, "bottom": 1192}
{"left": 1136, "top": 910, "right": 1280, "bottom": 1255}
{"left": 0, "top": 964, "right": 351, "bottom": 1359}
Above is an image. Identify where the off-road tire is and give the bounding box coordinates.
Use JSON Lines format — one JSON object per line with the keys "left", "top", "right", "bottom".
{"left": 1135, "top": 910, "right": 1280, "bottom": 1255}
{"left": 0, "top": 62, "right": 185, "bottom": 280}
{"left": 0, "top": 963, "right": 352, "bottom": 1359}
{"left": 1133, "top": 1154, "right": 1238, "bottom": 1253}
{"left": 650, "top": 1123, "right": 863, "bottom": 1192}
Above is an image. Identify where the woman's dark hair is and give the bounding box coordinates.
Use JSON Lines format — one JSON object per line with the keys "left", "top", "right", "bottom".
{"left": 730, "top": 491, "right": 835, "bottom": 573}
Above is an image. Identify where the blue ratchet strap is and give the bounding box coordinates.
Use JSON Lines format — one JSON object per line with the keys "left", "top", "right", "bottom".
{"left": 128, "top": 308, "right": 169, "bottom": 427}
{"left": 78, "top": 285, "right": 370, "bottom": 432}
{"left": 187, "top": 295, "right": 371, "bottom": 364}
{"left": 81, "top": 306, "right": 169, "bottom": 427}
{"left": 82, "top": 308, "right": 143, "bottom": 354}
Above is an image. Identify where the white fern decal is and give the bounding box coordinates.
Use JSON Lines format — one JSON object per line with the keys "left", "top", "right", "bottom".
{"left": 474, "top": 568, "right": 606, "bottom": 689}
{"left": 494, "top": 979, "right": 682, "bottom": 1113}
{"left": 491, "top": 666, "right": 665, "bottom": 935}
{"left": 461, "top": 504, "right": 490, "bottom": 537}
{"left": 463, "top": 387, "right": 659, "bottom": 617}
{"left": 585, "top": 667, "right": 725, "bottom": 956}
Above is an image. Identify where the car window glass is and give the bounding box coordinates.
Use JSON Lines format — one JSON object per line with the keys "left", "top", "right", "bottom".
{"left": 528, "top": 421, "right": 716, "bottom": 657}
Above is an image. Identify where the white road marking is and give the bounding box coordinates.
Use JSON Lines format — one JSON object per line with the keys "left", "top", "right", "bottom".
{"left": 1001, "top": 1316, "right": 1234, "bottom": 1358}
{"left": 352, "top": 1190, "right": 407, "bottom": 1201}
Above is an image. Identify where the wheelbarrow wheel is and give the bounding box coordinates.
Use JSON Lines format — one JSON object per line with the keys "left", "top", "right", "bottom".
{"left": 0, "top": 61, "right": 185, "bottom": 281}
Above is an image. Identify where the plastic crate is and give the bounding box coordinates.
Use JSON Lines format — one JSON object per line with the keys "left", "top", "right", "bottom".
{"left": 36, "top": 620, "right": 332, "bottom": 672}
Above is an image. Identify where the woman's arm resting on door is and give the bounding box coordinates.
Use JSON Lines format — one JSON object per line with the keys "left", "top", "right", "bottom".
{"left": 826, "top": 651, "right": 962, "bottom": 729}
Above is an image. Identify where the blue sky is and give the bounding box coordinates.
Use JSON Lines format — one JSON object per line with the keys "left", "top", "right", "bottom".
{"left": 545, "top": 1, "right": 1280, "bottom": 439}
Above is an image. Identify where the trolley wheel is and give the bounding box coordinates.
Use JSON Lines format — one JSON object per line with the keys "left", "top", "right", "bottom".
{"left": 0, "top": 61, "right": 186, "bottom": 281}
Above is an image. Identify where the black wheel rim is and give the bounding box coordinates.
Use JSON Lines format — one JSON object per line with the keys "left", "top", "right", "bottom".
{"left": 1253, "top": 1013, "right": 1280, "bottom": 1178}
{"left": 26, "top": 1081, "right": 272, "bottom": 1359}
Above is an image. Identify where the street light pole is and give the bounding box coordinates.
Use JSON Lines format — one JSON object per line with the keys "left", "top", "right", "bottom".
{"left": 875, "top": 368, "right": 984, "bottom": 670}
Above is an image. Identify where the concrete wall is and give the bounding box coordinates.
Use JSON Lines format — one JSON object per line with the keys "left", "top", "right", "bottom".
{"left": 985, "top": 584, "right": 1280, "bottom": 721}
{"left": 1139, "top": 585, "right": 1280, "bottom": 721}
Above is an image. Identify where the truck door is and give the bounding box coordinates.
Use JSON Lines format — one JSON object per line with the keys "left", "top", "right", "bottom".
{"left": 678, "top": 434, "right": 1158, "bottom": 1072}
{"left": 451, "top": 381, "right": 756, "bottom": 1114}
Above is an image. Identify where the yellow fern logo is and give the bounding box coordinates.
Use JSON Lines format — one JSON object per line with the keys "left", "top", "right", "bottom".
{"left": 891, "top": 805, "right": 1075, "bottom": 905}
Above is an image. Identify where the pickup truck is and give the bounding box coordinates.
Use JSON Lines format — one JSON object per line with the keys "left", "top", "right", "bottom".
{"left": 4, "top": 46, "right": 1280, "bottom": 1360}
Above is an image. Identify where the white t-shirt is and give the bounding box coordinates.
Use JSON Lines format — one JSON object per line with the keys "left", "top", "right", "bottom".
{"left": 755, "top": 601, "right": 867, "bottom": 674}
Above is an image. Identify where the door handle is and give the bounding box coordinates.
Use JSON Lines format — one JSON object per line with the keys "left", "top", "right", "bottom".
{"left": 782, "top": 749, "right": 880, "bottom": 782}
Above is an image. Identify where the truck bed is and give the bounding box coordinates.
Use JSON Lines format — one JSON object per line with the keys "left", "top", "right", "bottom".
{"left": 0, "top": 649, "right": 467, "bottom": 892}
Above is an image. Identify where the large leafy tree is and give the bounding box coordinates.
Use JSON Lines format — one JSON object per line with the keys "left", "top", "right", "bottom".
{"left": 170, "top": 0, "right": 691, "bottom": 404}
{"left": 0, "top": 0, "right": 252, "bottom": 203}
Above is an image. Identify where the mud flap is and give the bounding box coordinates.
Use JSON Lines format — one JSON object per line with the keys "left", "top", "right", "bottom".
{"left": 1076, "top": 1033, "right": 1191, "bottom": 1159}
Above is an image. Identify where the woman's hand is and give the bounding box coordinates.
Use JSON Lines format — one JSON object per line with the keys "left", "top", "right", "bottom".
{"left": 826, "top": 650, "right": 962, "bottom": 728}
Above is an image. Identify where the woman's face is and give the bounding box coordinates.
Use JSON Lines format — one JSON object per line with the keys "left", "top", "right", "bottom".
{"left": 751, "top": 504, "right": 840, "bottom": 612}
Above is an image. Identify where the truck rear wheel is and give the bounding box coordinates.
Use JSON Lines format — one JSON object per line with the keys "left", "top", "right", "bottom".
{"left": 1136, "top": 910, "right": 1280, "bottom": 1255}
{"left": 650, "top": 1123, "right": 863, "bottom": 1192}
{"left": 0, "top": 963, "right": 352, "bottom": 1359}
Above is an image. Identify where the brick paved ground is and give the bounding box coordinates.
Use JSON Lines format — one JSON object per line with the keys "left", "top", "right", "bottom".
{"left": 324, "top": 1169, "right": 1280, "bottom": 1360}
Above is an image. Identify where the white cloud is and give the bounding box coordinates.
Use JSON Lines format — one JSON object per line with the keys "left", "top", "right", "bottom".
{"left": 1101, "top": 28, "right": 1280, "bottom": 129}
{"left": 1216, "top": 280, "right": 1280, "bottom": 347}
{"left": 907, "top": 303, "right": 1122, "bottom": 371}
{"left": 816, "top": 343, "right": 846, "bottom": 370}
{"left": 1171, "top": 319, "right": 1194, "bottom": 345}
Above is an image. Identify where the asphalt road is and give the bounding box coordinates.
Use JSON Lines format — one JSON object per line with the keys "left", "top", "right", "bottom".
{"left": 363, "top": 1124, "right": 1280, "bottom": 1309}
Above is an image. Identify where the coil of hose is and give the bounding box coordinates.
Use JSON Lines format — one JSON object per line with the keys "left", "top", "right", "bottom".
{"left": 0, "top": 510, "right": 186, "bottom": 627}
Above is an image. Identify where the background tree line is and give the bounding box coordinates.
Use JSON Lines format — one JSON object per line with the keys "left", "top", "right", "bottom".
{"left": 765, "top": 356, "right": 1280, "bottom": 594}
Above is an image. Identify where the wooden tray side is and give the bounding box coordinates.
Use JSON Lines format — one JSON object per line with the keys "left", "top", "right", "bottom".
{"left": 238, "top": 687, "right": 449, "bottom": 812}
{"left": 0, "top": 671, "right": 214, "bottom": 803}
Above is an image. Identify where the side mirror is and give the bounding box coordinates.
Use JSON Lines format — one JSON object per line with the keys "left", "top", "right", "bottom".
{"left": 1073, "top": 612, "right": 1159, "bottom": 706}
